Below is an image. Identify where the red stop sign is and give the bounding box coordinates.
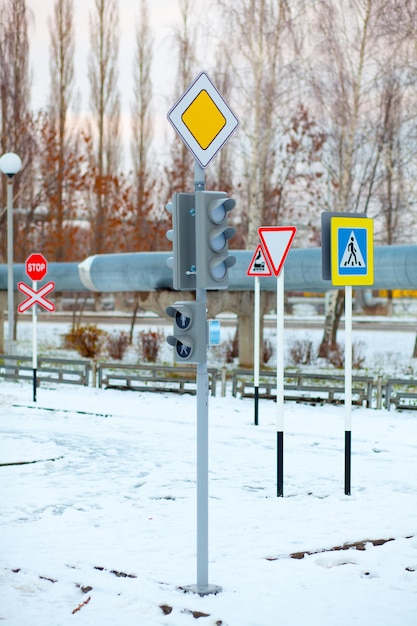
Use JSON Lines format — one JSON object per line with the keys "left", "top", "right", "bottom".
{"left": 25, "top": 253, "right": 48, "bottom": 281}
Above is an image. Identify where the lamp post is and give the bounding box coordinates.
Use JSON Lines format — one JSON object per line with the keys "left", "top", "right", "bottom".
{"left": 0, "top": 152, "right": 22, "bottom": 354}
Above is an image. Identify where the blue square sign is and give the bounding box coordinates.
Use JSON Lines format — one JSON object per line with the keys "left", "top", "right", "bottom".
{"left": 337, "top": 228, "right": 368, "bottom": 276}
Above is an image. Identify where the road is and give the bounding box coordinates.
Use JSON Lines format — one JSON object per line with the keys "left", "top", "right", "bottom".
{"left": 21, "top": 311, "right": 416, "bottom": 332}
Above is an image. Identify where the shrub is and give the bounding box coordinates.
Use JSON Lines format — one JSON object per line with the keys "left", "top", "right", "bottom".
{"left": 327, "top": 341, "right": 366, "bottom": 369}
{"left": 224, "top": 329, "right": 239, "bottom": 364}
{"left": 328, "top": 343, "right": 344, "bottom": 368}
{"left": 138, "top": 329, "right": 165, "bottom": 363}
{"left": 63, "top": 324, "right": 107, "bottom": 358}
{"left": 106, "top": 331, "right": 130, "bottom": 360}
{"left": 352, "top": 340, "right": 366, "bottom": 369}
{"left": 263, "top": 338, "right": 273, "bottom": 364}
{"left": 289, "top": 338, "right": 314, "bottom": 365}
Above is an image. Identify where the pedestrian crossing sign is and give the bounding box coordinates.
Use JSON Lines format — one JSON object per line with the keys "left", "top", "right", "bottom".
{"left": 331, "top": 217, "right": 374, "bottom": 286}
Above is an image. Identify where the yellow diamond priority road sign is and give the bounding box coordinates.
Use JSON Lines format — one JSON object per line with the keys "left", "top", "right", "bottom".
{"left": 168, "top": 71, "right": 239, "bottom": 169}
{"left": 182, "top": 90, "right": 226, "bottom": 150}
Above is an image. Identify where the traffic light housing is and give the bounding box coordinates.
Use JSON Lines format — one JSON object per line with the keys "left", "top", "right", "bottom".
{"left": 166, "top": 192, "right": 196, "bottom": 290}
{"left": 166, "top": 300, "right": 207, "bottom": 364}
{"left": 195, "top": 190, "right": 236, "bottom": 289}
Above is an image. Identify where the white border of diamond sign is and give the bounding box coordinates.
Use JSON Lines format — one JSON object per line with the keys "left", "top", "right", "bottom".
{"left": 167, "top": 71, "right": 239, "bottom": 169}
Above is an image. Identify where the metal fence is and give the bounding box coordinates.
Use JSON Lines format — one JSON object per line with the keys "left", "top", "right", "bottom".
{"left": 1, "top": 354, "right": 416, "bottom": 410}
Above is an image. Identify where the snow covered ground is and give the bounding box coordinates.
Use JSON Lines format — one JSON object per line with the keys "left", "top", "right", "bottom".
{"left": 1, "top": 371, "right": 416, "bottom": 625}
{"left": 12, "top": 315, "right": 417, "bottom": 376}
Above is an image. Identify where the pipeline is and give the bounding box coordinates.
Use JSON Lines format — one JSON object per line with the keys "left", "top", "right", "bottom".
{"left": 1, "top": 246, "right": 417, "bottom": 293}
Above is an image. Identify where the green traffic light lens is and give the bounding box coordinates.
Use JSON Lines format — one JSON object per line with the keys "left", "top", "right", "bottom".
{"left": 210, "top": 261, "right": 227, "bottom": 280}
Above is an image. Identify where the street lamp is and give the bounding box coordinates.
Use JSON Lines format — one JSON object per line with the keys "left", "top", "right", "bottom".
{"left": 0, "top": 152, "right": 22, "bottom": 354}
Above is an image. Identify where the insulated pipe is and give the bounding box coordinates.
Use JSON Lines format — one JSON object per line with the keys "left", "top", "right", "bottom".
{"left": 0, "top": 262, "right": 87, "bottom": 292}
{"left": 2, "top": 245, "right": 417, "bottom": 293}
{"left": 77, "top": 246, "right": 417, "bottom": 293}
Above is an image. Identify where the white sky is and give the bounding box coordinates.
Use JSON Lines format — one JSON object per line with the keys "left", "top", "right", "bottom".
{"left": 25, "top": 0, "right": 188, "bottom": 163}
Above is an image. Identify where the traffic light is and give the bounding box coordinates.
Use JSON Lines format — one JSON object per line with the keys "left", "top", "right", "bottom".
{"left": 195, "top": 190, "right": 236, "bottom": 289}
{"left": 166, "top": 300, "right": 207, "bottom": 364}
{"left": 166, "top": 192, "right": 196, "bottom": 290}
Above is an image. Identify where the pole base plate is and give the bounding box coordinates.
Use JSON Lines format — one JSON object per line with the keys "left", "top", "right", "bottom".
{"left": 180, "top": 584, "right": 222, "bottom": 597}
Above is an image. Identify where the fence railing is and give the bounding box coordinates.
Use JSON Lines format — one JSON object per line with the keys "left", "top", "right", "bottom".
{"left": 95, "top": 362, "right": 220, "bottom": 397}
{"left": 1, "top": 354, "right": 417, "bottom": 410}
{"left": 0, "top": 355, "right": 90, "bottom": 386}
{"left": 231, "top": 369, "right": 417, "bottom": 411}
{"left": 384, "top": 377, "right": 417, "bottom": 411}
{"left": 231, "top": 368, "right": 375, "bottom": 407}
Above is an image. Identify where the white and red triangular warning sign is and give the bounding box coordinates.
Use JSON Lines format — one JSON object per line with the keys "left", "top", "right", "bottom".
{"left": 258, "top": 226, "right": 296, "bottom": 277}
{"left": 247, "top": 244, "right": 273, "bottom": 277}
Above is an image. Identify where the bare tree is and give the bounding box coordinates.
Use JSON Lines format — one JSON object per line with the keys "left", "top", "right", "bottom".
{"left": 309, "top": 0, "right": 417, "bottom": 355}
{"left": 165, "top": 0, "right": 197, "bottom": 197}
{"left": 205, "top": 59, "right": 242, "bottom": 242}
{"left": 373, "top": 2, "right": 417, "bottom": 246}
{"left": 310, "top": 3, "right": 378, "bottom": 236}
{"left": 310, "top": 0, "right": 377, "bottom": 214}
{"left": 206, "top": 58, "right": 234, "bottom": 193}
{"left": 87, "top": 0, "right": 121, "bottom": 255}
{"left": 215, "top": 0, "right": 306, "bottom": 248}
{"left": 0, "top": 0, "right": 37, "bottom": 262}
{"left": 0, "top": 0, "right": 30, "bottom": 155}
{"left": 128, "top": 0, "right": 162, "bottom": 252}
{"left": 35, "top": 0, "right": 82, "bottom": 261}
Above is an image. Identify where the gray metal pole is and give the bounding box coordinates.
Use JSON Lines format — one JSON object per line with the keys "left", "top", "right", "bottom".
{"left": 7, "top": 178, "right": 14, "bottom": 353}
{"left": 194, "top": 161, "right": 208, "bottom": 591}
{"left": 187, "top": 161, "right": 221, "bottom": 596}
{"left": 196, "top": 285, "right": 209, "bottom": 590}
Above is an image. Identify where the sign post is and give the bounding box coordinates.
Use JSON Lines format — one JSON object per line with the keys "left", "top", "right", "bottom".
{"left": 254, "top": 275, "right": 260, "bottom": 426}
{"left": 247, "top": 244, "right": 272, "bottom": 425}
{"left": 257, "top": 227, "right": 296, "bottom": 496}
{"left": 18, "top": 253, "right": 55, "bottom": 402}
{"left": 194, "top": 161, "right": 214, "bottom": 595}
{"left": 276, "top": 268, "right": 285, "bottom": 496}
{"left": 32, "top": 279, "right": 38, "bottom": 402}
{"left": 167, "top": 72, "right": 238, "bottom": 595}
{"left": 327, "top": 215, "right": 374, "bottom": 494}
{"left": 344, "top": 285, "right": 353, "bottom": 494}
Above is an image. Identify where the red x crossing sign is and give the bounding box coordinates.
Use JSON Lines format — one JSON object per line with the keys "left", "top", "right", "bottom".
{"left": 17, "top": 281, "right": 55, "bottom": 313}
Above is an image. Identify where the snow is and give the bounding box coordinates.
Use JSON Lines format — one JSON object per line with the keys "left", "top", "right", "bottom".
{"left": 13, "top": 316, "right": 417, "bottom": 376}
{"left": 1, "top": 372, "right": 416, "bottom": 625}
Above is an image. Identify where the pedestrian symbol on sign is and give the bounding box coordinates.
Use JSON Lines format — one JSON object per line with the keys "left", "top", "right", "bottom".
{"left": 340, "top": 231, "right": 366, "bottom": 269}
{"left": 338, "top": 228, "right": 367, "bottom": 276}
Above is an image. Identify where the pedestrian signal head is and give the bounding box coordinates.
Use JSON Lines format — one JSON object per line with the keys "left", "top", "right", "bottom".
{"left": 166, "top": 300, "right": 207, "bottom": 364}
